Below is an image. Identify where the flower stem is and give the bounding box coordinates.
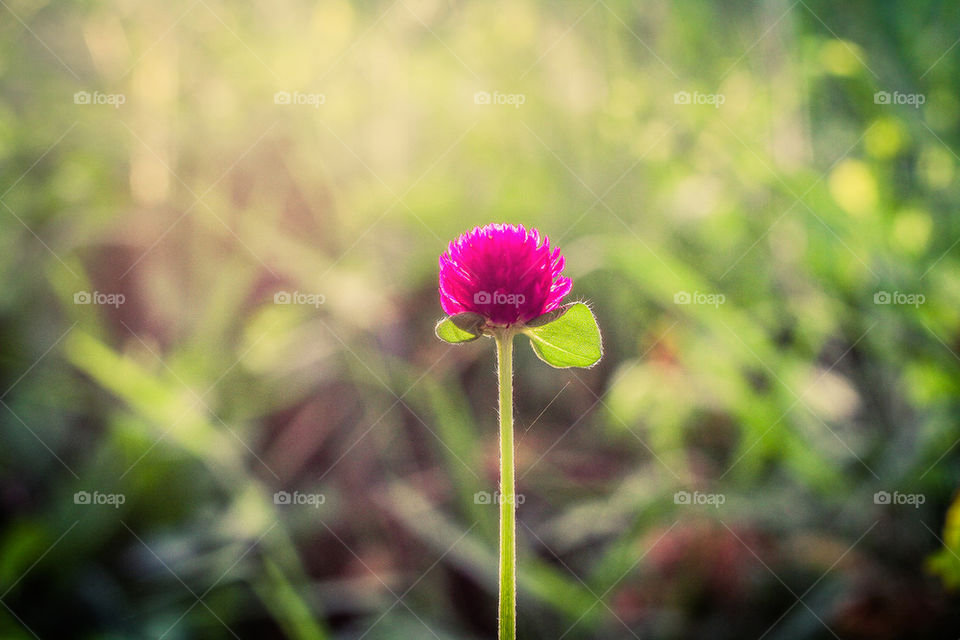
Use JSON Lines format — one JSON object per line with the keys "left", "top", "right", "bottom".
{"left": 495, "top": 331, "right": 516, "bottom": 640}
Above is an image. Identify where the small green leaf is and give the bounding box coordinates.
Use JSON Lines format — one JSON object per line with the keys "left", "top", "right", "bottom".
{"left": 525, "top": 306, "right": 565, "bottom": 327}
{"left": 435, "top": 312, "right": 485, "bottom": 343}
{"left": 524, "top": 303, "right": 602, "bottom": 368}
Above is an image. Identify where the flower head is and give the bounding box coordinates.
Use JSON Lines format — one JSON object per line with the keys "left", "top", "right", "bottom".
{"left": 438, "top": 223, "right": 572, "bottom": 326}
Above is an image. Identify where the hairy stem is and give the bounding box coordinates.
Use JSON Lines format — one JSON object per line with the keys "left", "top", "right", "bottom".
{"left": 495, "top": 331, "right": 516, "bottom": 640}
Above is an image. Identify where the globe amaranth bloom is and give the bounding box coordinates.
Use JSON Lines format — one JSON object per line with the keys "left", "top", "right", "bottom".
{"left": 438, "top": 223, "right": 572, "bottom": 326}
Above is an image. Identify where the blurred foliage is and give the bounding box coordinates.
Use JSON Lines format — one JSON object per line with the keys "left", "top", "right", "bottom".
{"left": 2, "top": 0, "right": 960, "bottom": 638}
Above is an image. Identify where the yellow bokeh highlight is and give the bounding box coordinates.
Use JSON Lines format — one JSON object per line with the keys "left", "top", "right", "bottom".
{"left": 892, "top": 208, "right": 932, "bottom": 254}
{"left": 918, "top": 145, "right": 955, "bottom": 189}
{"left": 819, "top": 39, "right": 864, "bottom": 76}
{"left": 312, "top": 0, "right": 355, "bottom": 52}
{"left": 865, "top": 117, "right": 906, "bottom": 159}
{"left": 828, "top": 159, "right": 878, "bottom": 216}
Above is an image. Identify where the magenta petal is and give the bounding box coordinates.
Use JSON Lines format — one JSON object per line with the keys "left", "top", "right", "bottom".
{"left": 438, "top": 223, "right": 572, "bottom": 326}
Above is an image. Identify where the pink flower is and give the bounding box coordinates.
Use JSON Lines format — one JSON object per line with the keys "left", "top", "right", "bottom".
{"left": 439, "top": 223, "right": 572, "bottom": 326}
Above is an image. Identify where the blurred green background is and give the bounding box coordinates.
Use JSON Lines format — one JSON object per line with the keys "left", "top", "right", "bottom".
{"left": 2, "top": 0, "right": 960, "bottom": 638}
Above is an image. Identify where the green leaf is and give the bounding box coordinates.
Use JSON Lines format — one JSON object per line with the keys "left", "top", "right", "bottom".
{"left": 435, "top": 312, "right": 485, "bottom": 343}
{"left": 524, "top": 303, "right": 602, "bottom": 368}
